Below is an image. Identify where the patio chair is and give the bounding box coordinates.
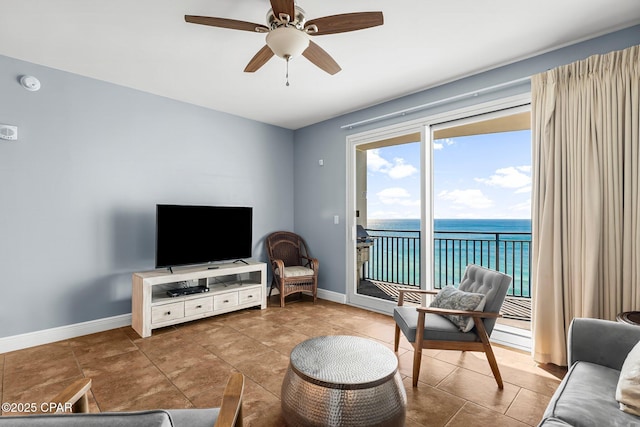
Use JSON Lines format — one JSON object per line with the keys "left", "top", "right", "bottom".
{"left": 265, "top": 231, "right": 318, "bottom": 307}
{"left": 393, "top": 264, "right": 512, "bottom": 388}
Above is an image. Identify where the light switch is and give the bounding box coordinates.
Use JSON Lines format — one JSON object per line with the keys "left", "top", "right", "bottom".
{"left": 334, "top": 215, "right": 339, "bottom": 225}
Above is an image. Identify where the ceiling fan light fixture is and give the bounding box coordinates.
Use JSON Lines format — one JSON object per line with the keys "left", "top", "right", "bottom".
{"left": 266, "top": 26, "right": 309, "bottom": 59}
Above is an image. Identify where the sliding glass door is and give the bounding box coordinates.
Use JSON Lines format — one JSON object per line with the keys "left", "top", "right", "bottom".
{"left": 430, "top": 106, "right": 533, "bottom": 339}
{"left": 346, "top": 124, "right": 430, "bottom": 313}
{"left": 345, "top": 94, "right": 532, "bottom": 349}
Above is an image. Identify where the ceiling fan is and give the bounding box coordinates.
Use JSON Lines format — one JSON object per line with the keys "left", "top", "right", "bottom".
{"left": 185, "top": 0, "right": 383, "bottom": 80}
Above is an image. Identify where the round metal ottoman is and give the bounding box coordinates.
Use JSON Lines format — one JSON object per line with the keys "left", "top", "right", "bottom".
{"left": 281, "top": 335, "right": 406, "bottom": 427}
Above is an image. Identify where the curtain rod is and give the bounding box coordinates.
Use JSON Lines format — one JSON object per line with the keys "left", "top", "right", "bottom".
{"left": 340, "top": 76, "right": 531, "bottom": 130}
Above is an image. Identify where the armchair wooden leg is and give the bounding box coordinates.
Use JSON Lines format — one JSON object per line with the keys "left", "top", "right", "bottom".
{"left": 484, "top": 345, "right": 503, "bottom": 389}
{"left": 413, "top": 310, "right": 426, "bottom": 387}
{"left": 412, "top": 346, "right": 422, "bottom": 387}
{"left": 394, "top": 325, "right": 400, "bottom": 352}
{"left": 475, "top": 318, "right": 504, "bottom": 389}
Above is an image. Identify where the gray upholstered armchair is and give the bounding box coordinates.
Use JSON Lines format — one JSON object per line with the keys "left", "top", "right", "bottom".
{"left": 394, "top": 264, "right": 512, "bottom": 388}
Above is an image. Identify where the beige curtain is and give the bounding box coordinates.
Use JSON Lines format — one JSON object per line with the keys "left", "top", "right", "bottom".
{"left": 531, "top": 45, "right": 640, "bottom": 366}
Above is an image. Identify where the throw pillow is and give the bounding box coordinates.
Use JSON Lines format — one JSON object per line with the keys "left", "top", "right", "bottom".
{"left": 429, "top": 285, "right": 486, "bottom": 332}
{"left": 616, "top": 340, "right": 640, "bottom": 416}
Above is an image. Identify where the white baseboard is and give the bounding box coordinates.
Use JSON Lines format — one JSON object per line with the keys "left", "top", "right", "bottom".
{"left": 0, "top": 291, "right": 347, "bottom": 354}
{"left": 492, "top": 324, "right": 532, "bottom": 353}
{"left": 269, "top": 287, "right": 347, "bottom": 305}
{"left": 0, "top": 314, "right": 132, "bottom": 354}
{"left": 317, "top": 288, "right": 347, "bottom": 304}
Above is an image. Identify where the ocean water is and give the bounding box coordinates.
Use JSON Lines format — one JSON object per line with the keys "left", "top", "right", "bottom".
{"left": 364, "top": 218, "right": 532, "bottom": 297}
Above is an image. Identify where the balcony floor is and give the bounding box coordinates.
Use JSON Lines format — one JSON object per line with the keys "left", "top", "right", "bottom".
{"left": 358, "top": 279, "right": 531, "bottom": 330}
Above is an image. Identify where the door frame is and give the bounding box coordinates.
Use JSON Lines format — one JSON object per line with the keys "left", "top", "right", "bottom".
{"left": 345, "top": 93, "right": 532, "bottom": 351}
{"left": 346, "top": 119, "right": 429, "bottom": 313}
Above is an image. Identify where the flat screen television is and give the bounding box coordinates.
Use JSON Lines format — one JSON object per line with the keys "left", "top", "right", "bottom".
{"left": 155, "top": 204, "right": 252, "bottom": 269}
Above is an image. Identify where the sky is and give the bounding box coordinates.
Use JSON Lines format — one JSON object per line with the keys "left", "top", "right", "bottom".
{"left": 366, "top": 130, "right": 532, "bottom": 220}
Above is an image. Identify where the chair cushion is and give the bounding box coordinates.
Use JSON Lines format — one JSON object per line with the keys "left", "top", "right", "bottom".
{"left": 0, "top": 410, "right": 174, "bottom": 426}
{"left": 616, "top": 340, "right": 640, "bottom": 416}
{"left": 429, "top": 285, "right": 486, "bottom": 332}
{"left": 393, "top": 306, "right": 479, "bottom": 343}
{"left": 275, "top": 266, "right": 314, "bottom": 278}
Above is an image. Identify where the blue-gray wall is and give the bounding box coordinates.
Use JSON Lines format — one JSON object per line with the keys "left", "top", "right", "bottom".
{"left": 292, "top": 26, "right": 640, "bottom": 296}
{"left": 0, "top": 56, "right": 294, "bottom": 338}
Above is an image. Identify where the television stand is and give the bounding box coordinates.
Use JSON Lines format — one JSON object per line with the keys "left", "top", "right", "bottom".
{"left": 132, "top": 261, "right": 266, "bottom": 338}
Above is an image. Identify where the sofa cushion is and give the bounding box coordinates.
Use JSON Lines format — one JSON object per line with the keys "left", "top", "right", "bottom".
{"left": 0, "top": 410, "right": 174, "bottom": 427}
{"left": 166, "top": 408, "right": 220, "bottom": 427}
{"left": 429, "top": 285, "right": 486, "bottom": 332}
{"left": 542, "top": 361, "right": 640, "bottom": 427}
{"left": 538, "top": 417, "right": 573, "bottom": 426}
{"left": 616, "top": 340, "right": 640, "bottom": 416}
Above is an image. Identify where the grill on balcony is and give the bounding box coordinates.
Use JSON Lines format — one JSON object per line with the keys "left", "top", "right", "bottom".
{"left": 358, "top": 227, "right": 532, "bottom": 322}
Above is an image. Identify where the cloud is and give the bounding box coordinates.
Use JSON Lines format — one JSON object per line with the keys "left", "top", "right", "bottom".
{"left": 367, "top": 150, "right": 418, "bottom": 179}
{"left": 433, "top": 138, "right": 456, "bottom": 151}
{"left": 510, "top": 200, "right": 531, "bottom": 213}
{"left": 367, "top": 149, "right": 391, "bottom": 172}
{"left": 377, "top": 187, "right": 420, "bottom": 206}
{"left": 369, "top": 210, "right": 420, "bottom": 219}
{"left": 388, "top": 158, "right": 418, "bottom": 179}
{"left": 437, "top": 189, "right": 493, "bottom": 209}
{"left": 475, "top": 165, "right": 531, "bottom": 189}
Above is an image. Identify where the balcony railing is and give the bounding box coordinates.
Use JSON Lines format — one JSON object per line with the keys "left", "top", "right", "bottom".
{"left": 362, "top": 228, "right": 532, "bottom": 299}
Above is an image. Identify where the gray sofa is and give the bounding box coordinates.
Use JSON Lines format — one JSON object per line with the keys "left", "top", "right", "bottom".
{"left": 538, "top": 317, "right": 640, "bottom": 427}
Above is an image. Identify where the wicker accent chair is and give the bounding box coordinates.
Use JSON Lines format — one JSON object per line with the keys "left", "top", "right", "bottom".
{"left": 265, "top": 231, "right": 319, "bottom": 307}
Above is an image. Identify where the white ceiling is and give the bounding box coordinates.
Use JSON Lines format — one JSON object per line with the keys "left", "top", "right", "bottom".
{"left": 1, "top": 1, "right": 639, "bottom": 130}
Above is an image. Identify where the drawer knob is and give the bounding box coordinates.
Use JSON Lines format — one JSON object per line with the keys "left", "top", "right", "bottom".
{"left": 196, "top": 305, "right": 202, "bottom": 309}
{"left": 248, "top": 295, "right": 253, "bottom": 298}
{"left": 223, "top": 300, "right": 229, "bottom": 303}
{"left": 165, "top": 311, "right": 171, "bottom": 315}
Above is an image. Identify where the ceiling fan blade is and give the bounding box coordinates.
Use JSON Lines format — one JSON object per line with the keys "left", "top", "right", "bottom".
{"left": 302, "top": 41, "right": 341, "bottom": 75}
{"left": 244, "top": 45, "right": 275, "bottom": 73}
{"left": 185, "top": 15, "right": 268, "bottom": 33}
{"left": 269, "top": 0, "right": 296, "bottom": 20}
{"left": 306, "top": 12, "right": 384, "bottom": 35}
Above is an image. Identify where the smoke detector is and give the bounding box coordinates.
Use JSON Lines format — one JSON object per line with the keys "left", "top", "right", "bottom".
{"left": 20, "top": 75, "right": 41, "bottom": 91}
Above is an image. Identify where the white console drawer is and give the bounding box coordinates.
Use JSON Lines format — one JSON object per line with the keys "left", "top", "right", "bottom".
{"left": 152, "top": 301, "right": 184, "bottom": 324}
{"left": 185, "top": 296, "right": 214, "bottom": 316}
{"left": 239, "top": 287, "right": 261, "bottom": 305}
{"left": 214, "top": 292, "right": 239, "bottom": 310}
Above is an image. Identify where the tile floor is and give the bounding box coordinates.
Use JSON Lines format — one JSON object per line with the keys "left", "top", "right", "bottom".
{"left": 0, "top": 296, "right": 566, "bottom": 426}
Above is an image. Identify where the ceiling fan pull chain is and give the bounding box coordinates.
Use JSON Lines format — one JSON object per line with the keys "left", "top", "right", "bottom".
{"left": 285, "top": 55, "right": 291, "bottom": 86}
